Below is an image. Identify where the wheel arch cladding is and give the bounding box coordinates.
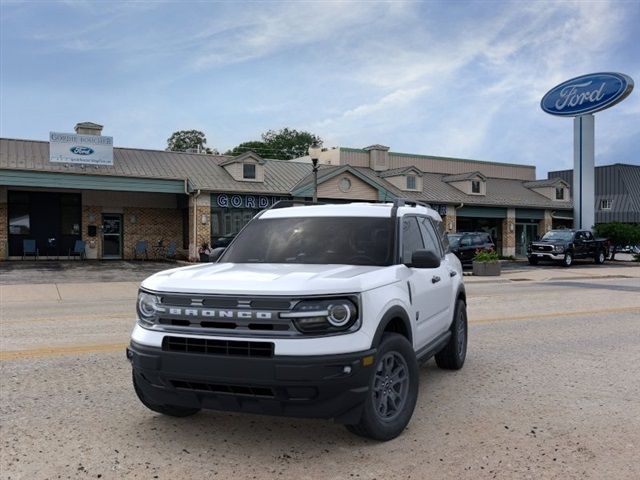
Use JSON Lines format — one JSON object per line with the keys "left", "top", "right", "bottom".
{"left": 371, "top": 306, "right": 412, "bottom": 347}
{"left": 456, "top": 285, "right": 466, "bottom": 304}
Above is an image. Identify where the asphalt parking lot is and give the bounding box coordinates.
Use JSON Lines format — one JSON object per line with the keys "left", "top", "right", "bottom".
{"left": 1, "top": 261, "right": 639, "bottom": 479}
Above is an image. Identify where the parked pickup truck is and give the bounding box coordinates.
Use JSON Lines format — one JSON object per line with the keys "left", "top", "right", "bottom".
{"left": 527, "top": 229, "right": 609, "bottom": 267}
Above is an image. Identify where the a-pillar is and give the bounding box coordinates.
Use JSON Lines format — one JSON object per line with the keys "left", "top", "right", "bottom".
{"left": 188, "top": 193, "right": 211, "bottom": 261}
{"left": 501, "top": 208, "right": 516, "bottom": 257}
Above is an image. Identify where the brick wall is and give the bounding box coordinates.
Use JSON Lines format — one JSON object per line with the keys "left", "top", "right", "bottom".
{"left": 188, "top": 194, "right": 211, "bottom": 260}
{"left": 501, "top": 208, "right": 516, "bottom": 256}
{"left": 81, "top": 205, "right": 103, "bottom": 259}
{"left": 123, "top": 207, "right": 183, "bottom": 260}
{"left": 539, "top": 210, "right": 553, "bottom": 236}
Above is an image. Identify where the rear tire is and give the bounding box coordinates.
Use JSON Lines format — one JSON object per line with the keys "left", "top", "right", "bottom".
{"left": 345, "top": 333, "right": 418, "bottom": 441}
{"left": 132, "top": 371, "right": 200, "bottom": 417}
{"left": 562, "top": 252, "right": 573, "bottom": 267}
{"left": 435, "top": 299, "right": 468, "bottom": 370}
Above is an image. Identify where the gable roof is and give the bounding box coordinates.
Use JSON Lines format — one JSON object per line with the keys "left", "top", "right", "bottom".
{"left": 523, "top": 178, "right": 568, "bottom": 188}
{"left": 218, "top": 150, "right": 266, "bottom": 166}
{"left": 379, "top": 166, "right": 423, "bottom": 178}
{"left": 291, "top": 164, "right": 394, "bottom": 197}
{"left": 442, "top": 171, "right": 487, "bottom": 182}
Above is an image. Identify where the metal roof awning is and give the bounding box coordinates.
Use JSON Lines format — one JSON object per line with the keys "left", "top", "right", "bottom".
{"left": 1, "top": 169, "right": 187, "bottom": 194}
{"left": 552, "top": 211, "right": 573, "bottom": 220}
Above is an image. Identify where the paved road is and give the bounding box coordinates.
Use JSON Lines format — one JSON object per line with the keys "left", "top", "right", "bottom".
{"left": 1, "top": 268, "right": 639, "bottom": 479}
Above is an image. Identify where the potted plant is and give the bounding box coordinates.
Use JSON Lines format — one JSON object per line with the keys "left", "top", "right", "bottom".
{"left": 198, "top": 241, "right": 211, "bottom": 262}
{"left": 472, "top": 249, "right": 501, "bottom": 276}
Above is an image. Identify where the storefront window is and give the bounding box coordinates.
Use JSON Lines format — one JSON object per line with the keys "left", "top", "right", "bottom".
{"left": 8, "top": 192, "right": 30, "bottom": 234}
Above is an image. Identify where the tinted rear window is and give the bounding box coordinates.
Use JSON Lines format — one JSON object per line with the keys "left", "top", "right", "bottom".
{"left": 220, "top": 217, "right": 393, "bottom": 266}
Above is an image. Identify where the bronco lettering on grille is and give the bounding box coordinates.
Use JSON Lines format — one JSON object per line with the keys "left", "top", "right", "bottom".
{"left": 165, "top": 308, "right": 273, "bottom": 320}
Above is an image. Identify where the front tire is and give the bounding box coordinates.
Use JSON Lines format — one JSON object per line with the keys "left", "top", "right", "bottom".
{"left": 132, "top": 371, "right": 200, "bottom": 417}
{"left": 528, "top": 256, "right": 538, "bottom": 265}
{"left": 562, "top": 252, "right": 573, "bottom": 267}
{"left": 595, "top": 250, "right": 606, "bottom": 265}
{"left": 435, "top": 299, "right": 468, "bottom": 370}
{"left": 346, "top": 333, "right": 419, "bottom": 441}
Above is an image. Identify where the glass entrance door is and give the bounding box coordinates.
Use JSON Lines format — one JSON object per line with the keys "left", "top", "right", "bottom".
{"left": 102, "top": 214, "right": 122, "bottom": 259}
{"left": 515, "top": 223, "right": 538, "bottom": 257}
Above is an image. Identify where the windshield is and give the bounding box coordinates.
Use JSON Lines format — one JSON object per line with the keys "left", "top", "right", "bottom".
{"left": 220, "top": 217, "right": 394, "bottom": 266}
{"left": 447, "top": 234, "right": 462, "bottom": 247}
{"left": 542, "top": 231, "right": 574, "bottom": 241}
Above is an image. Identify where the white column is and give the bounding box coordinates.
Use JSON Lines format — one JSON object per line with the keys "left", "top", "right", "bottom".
{"left": 573, "top": 115, "right": 595, "bottom": 230}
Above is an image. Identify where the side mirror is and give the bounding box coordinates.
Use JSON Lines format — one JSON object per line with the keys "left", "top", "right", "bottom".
{"left": 407, "top": 249, "right": 441, "bottom": 269}
{"left": 210, "top": 247, "right": 226, "bottom": 262}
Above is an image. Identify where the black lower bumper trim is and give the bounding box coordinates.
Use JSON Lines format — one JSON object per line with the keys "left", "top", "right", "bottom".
{"left": 128, "top": 341, "right": 376, "bottom": 424}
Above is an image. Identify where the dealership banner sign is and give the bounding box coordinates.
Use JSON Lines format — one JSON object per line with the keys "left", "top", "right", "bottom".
{"left": 49, "top": 132, "right": 114, "bottom": 166}
{"left": 540, "top": 72, "right": 634, "bottom": 117}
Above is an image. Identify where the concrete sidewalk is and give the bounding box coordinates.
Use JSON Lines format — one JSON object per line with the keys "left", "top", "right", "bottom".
{"left": 465, "top": 261, "right": 640, "bottom": 283}
{"left": 0, "top": 281, "right": 139, "bottom": 304}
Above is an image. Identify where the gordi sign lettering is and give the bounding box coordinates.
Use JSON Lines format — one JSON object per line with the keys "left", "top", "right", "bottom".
{"left": 541, "top": 72, "right": 634, "bottom": 117}
{"left": 213, "top": 194, "right": 286, "bottom": 209}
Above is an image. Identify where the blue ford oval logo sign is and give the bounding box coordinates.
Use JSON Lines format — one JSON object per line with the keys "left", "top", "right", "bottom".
{"left": 70, "top": 146, "right": 95, "bottom": 155}
{"left": 541, "top": 72, "right": 634, "bottom": 117}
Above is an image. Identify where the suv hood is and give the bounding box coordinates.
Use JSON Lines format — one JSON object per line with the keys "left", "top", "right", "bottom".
{"left": 141, "top": 263, "right": 401, "bottom": 296}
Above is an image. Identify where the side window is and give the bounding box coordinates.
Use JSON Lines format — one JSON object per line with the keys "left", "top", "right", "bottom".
{"left": 460, "top": 235, "right": 472, "bottom": 247}
{"left": 418, "top": 217, "right": 443, "bottom": 258}
{"left": 472, "top": 234, "right": 484, "bottom": 246}
{"left": 402, "top": 217, "right": 425, "bottom": 263}
{"left": 434, "top": 219, "right": 450, "bottom": 252}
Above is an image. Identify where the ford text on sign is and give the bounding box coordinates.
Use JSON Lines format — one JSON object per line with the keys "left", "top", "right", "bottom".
{"left": 49, "top": 132, "right": 114, "bottom": 166}
{"left": 541, "top": 73, "right": 634, "bottom": 117}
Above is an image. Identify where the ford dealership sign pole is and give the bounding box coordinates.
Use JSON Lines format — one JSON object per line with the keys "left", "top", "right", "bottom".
{"left": 541, "top": 72, "right": 633, "bottom": 230}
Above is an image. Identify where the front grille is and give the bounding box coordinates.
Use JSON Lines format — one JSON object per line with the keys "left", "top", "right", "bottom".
{"left": 162, "top": 336, "right": 274, "bottom": 357}
{"left": 171, "top": 380, "right": 275, "bottom": 398}
{"left": 534, "top": 244, "right": 553, "bottom": 252}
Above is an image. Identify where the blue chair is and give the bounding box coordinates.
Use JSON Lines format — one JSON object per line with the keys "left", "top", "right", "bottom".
{"left": 133, "top": 240, "right": 149, "bottom": 260}
{"left": 22, "top": 239, "right": 38, "bottom": 260}
{"left": 165, "top": 241, "right": 177, "bottom": 259}
{"left": 68, "top": 240, "right": 86, "bottom": 260}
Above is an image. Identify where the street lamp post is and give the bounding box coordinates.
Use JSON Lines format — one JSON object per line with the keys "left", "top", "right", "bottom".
{"left": 308, "top": 142, "right": 322, "bottom": 203}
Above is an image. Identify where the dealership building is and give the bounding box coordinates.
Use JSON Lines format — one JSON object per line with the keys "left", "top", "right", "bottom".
{"left": 1, "top": 122, "right": 574, "bottom": 261}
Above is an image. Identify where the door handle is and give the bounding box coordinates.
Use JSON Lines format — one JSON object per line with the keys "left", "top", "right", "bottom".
{"left": 449, "top": 270, "right": 457, "bottom": 277}
{"left": 432, "top": 276, "right": 441, "bottom": 284}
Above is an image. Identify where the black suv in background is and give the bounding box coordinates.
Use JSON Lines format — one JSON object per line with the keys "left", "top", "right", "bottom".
{"left": 447, "top": 232, "right": 495, "bottom": 264}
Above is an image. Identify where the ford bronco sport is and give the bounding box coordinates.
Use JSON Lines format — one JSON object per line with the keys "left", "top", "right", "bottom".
{"left": 128, "top": 200, "right": 467, "bottom": 441}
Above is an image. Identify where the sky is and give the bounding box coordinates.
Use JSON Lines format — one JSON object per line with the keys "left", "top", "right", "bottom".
{"left": 1, "top": 0, "right": 638, "bottom": 177}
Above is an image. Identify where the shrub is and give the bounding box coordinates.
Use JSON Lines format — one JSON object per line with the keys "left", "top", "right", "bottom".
{"left": 473, "top": 250, "right": 500, "bottom": 262}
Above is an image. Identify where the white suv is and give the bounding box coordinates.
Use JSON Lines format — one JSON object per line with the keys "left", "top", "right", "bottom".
{"left": 128, "top": 200, "right": 467, "bottom": 441}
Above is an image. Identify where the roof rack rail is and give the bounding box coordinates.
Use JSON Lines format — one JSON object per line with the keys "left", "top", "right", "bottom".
{"left": 392, "top": 198, "right": 431, "bottom": 209}
{"left": 265, "top": 199, "right": 327, "bottom": 211}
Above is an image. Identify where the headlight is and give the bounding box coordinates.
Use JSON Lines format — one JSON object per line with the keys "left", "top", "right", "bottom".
{"left": 137, "top": 291, "right": 162, "bottom": 326}
{"left": 555, "top": 245, "right": 565, "bottom": 253}
{"left": 282, "top": 298, "right": 359, "bottom": 334}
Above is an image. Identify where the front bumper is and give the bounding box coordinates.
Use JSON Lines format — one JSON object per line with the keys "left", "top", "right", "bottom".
{"left": 528, "top": 251, "right": 564, "bottom": 261}
{"left": 128, "top": 341, "right": 376, "bottom": 424}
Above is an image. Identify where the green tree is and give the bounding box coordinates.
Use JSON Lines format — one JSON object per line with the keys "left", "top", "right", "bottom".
{"left": 224, "top": 141, "right": 268, "bottom": 157}
{"left": 226, "top": 128, "right": 322, "bottom": 160}
{"left": 167, "top": 130, "right": 215, "bottom": 153}
{"left": 261, "top": 128, "right": 322, "bottom": 160}
{"left": 593, "top": 222, "right": 640, "bottom": 260}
